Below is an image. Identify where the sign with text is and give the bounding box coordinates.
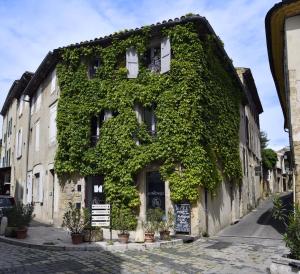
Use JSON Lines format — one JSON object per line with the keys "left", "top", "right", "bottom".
{"left": 174, "top": 203, "right": 191, "bottom": 234}
{"left": 255, "top": 166, "right": 261, "bottom": 176}
{"left": 91, "top": 203, "right": 110, "bottom": 227}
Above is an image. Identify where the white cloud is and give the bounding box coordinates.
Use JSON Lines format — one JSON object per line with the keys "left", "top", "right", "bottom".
{"left": 0, "top": 0, "right": 288, "bottom": 150}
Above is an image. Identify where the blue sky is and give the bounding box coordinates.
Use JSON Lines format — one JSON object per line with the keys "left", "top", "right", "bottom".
{"left": 0, "top": 0, "right": 288, "bottom": 150}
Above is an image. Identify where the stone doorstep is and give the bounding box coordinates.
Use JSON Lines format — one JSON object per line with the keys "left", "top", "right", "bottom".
{"left": 0, "top": 236, "right": 183, "bottom": 252}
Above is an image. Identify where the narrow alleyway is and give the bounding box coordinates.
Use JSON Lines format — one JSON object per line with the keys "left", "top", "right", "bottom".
{"left": 0, "top": 194, "right": 291, "bottom": 273}
{"left": 218, "top": 192, "right": 292, "bottom": 240}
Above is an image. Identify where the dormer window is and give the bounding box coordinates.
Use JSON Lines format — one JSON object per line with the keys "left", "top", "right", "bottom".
{"left": 88, "top": 58, "right": 100, "bottom": 79}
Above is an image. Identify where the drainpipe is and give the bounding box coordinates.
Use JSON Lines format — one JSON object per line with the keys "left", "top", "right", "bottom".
{"left": 23, "top": 96, "right": 31, "bottom": 204}
{"left": 204, "top": 188, "right": 208, "bottom": 235}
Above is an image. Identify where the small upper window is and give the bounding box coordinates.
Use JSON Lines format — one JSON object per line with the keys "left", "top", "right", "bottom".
{"left": 88, "top": 59, "right": 100, "bottom": 79}
{"left": 145, "top": 46, "right": 161, "bottom": 73}
{"left": 143, "top": 37, "right": 171, "bottom": 74}
{"left": 50, "top": 70, "right": 56, "bottom": 94}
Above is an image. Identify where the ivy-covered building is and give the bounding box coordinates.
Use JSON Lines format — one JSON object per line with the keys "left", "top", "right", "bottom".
{"left": 0, "top": 15, "right": 263, "bottom": 236}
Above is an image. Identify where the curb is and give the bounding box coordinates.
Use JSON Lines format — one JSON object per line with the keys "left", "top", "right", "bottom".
{"left": 0, "top": 236, "right": 183, "bottom": 252}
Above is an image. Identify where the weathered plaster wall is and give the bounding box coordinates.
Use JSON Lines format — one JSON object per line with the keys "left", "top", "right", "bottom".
{"left": 285, "top": 15, "right": 300, "bottom": 202}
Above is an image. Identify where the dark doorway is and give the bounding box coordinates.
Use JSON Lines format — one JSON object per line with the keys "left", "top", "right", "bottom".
{"left": 146, "top": 171, "right": 165, "bottom": 211}
{"left": 85, "top": 176, "right": 105, "bottom": 209}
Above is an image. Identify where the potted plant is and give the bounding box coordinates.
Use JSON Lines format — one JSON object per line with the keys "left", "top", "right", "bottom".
{"left": 5, "top": 202, "right": 34, "bottom": 239}
{"left": 144, "top": 208, "right": 164, "bottom": 243}
{"left": 82, "top": 208, "right": 103, "bottom": 242}
{"left": 112, "top": 207, "right": 136, "bottom": 244}
{"left": 159, "top": 209, "right": 174, "bottom": 240}
{"left": 62, "top": 202, "right": 89, "bottom": 244}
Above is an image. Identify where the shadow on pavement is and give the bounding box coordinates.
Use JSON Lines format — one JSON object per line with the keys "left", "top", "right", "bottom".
{"left": 257, "top": 192, "right": 293, "bottom": 235}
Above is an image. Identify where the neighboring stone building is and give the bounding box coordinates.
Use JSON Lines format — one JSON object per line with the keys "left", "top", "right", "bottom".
{"left": 1, "top": 15, "right": 263, "bottom": 236}
{"left": 236, "top": 68, "right": 263, "bottom": 214}
{"left": 265, "top": 0, "right": 300, "bottom": 203}
{"left": 0, "top": 72, "right": 33, "bottom": 196}
{"left": 264, "top": 147, "right": 292, "bottom": 194}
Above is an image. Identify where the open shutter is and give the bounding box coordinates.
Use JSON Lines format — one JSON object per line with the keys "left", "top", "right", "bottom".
{"left": 27, "top": 172, "right": 32, "bottom": 204}
{"left": 18, "top": 128, "right": 22, "bottom": 157}
{"left": 38, "top": 173, "right": 44, "bottom": 203}
{"left": 49, "top": 103, "right": 57, "bottom": 144}
{"left": 50, "top": 70, "right": 56, "bottom": 94}
{"left": 35, "top": 121, "right": 40, "bottom": 151}
{"left": 126, "top": 48, "right": 139, "bottom": 78}
{"left": 19, "top": 95, "right": 24, "bottom": 116}
{"left": 160, "top": 37, "right": 171, "bottom": 74}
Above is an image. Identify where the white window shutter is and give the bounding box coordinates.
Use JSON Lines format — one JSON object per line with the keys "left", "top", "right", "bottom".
{"left": 27, "top": 172, "right": 32, "bottom": 204}
{"left": 18, "top": 129, "right": 22, "bottom": 157}
{"left": 50, "top": 70, "right": 56, "bottom": 94}
{"left": 49, "top": 103, "right": 57, "bottom": 144}
{"left": 35, "top": 121, "right": 40, "bottom": 151}
{"left": 36, "top": 87, "right": 42, "bottom": 112}
{"left": 126, "top": 48, "right": 139, "bottom": 78}
{"left": 160, "top": 37, "right": 171, "bottom": 74}
{"left": 38, "top": 173, "right": 43, "bottom": 203}
{"left": 15, "top": 131, "right": 18, "bottom": 159}
{"left": 19, "top": 95, "right": 24, "bottom": 116}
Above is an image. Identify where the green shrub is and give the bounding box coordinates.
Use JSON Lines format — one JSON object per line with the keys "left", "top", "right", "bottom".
{"left": 112, "top": 206, "right": 137, "bottom": 234}
{"left": 272, "top": 195, "right": 300, "bottom": 259}
{"left": 6, "top": 202, "right": 34, "bottom": 228}
{"left": 62, "top": 203, "right": 89, "bottom": 234}
{"left": 144, "top": 208, "right": 164, "bottom": 233}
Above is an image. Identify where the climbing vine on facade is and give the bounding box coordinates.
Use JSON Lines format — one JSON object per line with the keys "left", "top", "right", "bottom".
{"left": 55, "top": 22, "right": 242, "bottom": 222}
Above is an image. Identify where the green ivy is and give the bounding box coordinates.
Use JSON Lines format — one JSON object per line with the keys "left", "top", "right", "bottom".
{"left": 55, "top": 23, "right": 242, "bottom": 223}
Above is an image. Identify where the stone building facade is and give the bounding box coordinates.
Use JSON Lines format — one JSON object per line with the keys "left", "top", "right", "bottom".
{"left": 266, "top": 0, "right": 300, "bottom": 203}
{"left": 1, "top": 15, "right": 263, "bottom": 236}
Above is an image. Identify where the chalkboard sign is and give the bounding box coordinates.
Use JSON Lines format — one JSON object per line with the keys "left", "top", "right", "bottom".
{"left": 174, "top": 203, "right": 191, "bottom": 234}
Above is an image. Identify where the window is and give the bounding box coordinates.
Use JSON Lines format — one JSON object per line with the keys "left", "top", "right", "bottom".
{"left": 126, "top": 48, "right": 138, "bottom": 78}
{"left": 35, "top": 121, "right": 40, "bottom": 151}
{"left": 49, "top": 103, "right": 57, "bottom": 144}
{"left": 90, "top": 111, "right": 105, "bottom": 146}
{"left": 245, "top": 116, "right": 249, "bottom": 147}
{"left": 143, "top": 37, "right": 171, "bottom": 74}
{"left": 19, "top": 95, "right": 24, "bottom": 117}
{"left": 7, "top": 149, "right": 10, "bottom": 166}
{"left": 135, "top": 104, "right": 156, "bottom": 138}
{"left": 31, "top": 95, "right": 36, "bottom": 115}
{"left": 145, "top": 46, "right": 161, "bottom": 73}
{"left": 50, "top": 70, "right": 56, "bottom": 94}
{"left": 16, "top": 128, "right": 22, "bottom": 158}
{"left": 36, "top": 87, "right": 42, "bottom": 112}
{"left": 7, "top": 118, "right": 12, "bottom": 137}
{"left": 243, "top": 148, "right": 246, "bottom": 176}
{"left": 35, "top": 173, "right": 43, "bottom": 203}
{"left": 88, "top": 58, "right": 100, "bottom": 79}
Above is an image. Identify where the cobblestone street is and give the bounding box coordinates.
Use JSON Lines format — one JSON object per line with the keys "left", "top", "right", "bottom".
{"left": 0, "top": 194, "right": 291, "bottom": 273}
{"left": 0, "top": 236, "right": 287, "bottom": 273}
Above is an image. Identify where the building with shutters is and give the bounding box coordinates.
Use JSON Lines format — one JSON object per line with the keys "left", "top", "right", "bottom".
{"left": 0, "top": 15, "right": 263, "bottom": 236}
{"left": 265, "top": 0, "right": 300, "bottom": 204}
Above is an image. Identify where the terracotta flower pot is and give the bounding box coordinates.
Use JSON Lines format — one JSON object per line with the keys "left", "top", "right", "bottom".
{"left": 71, "top": 233, "right": 83, "bottom": 244}
{"left": 118, "top": 233, "right": 130, "bottom": 244}
{"left": 144, "top": 232, "right": 155, "bottom": 243}
{"left": 16, "top": 227, "right": 28, "bottom": 239}
{"left": 159, "top": 230, "right": 170, "bottom": 241}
